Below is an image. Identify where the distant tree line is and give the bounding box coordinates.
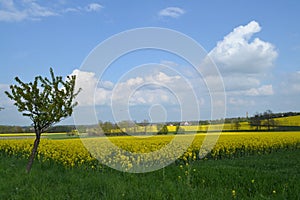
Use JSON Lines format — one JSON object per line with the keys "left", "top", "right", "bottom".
{"left": 47, "top": 125, "right": 76, "bottom": 133}
{"left": 1, "top": 111, "right": 300, "bottom": 134}
{"left": 0, "top": 125, "right": 77, "bottom": 133}
{"left": 0, "top": 125, "right": 25, "bottom": 133}
{"left": 249, "top": 110, "right": 276, "bottom": 131}
{"left": 249, "top": 110, "right": 300, "bottom": 131}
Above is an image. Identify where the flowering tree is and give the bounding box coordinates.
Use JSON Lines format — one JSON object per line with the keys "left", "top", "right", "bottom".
{"left": 5, "top": 68, "right": 81, "bottom": 173}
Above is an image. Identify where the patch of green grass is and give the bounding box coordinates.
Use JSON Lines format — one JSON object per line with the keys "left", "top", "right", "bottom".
{"left": 0, "top": 149, "right": 299, "bottom": 199}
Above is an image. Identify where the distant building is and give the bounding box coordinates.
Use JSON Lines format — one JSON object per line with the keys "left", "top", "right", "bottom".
{"left": 180, "top": 121, "right": 190, "bottom": 126}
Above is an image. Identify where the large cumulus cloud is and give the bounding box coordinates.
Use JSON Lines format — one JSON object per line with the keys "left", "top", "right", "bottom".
{"left": 209, "top": 21, "right": 278, "bottom": 74}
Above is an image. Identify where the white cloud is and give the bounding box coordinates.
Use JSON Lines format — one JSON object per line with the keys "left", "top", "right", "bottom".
{"left": 229, "top": 97, "right": 255, "bottom": 106}
{"left": 209, "top": 21, "right": 278, "bottom": 74}
{"left": 158, "top": 7, "right": 185, "bottom": 18}
{"left": 28, "top": 2, "right": 57, "bottom": 18}
{"left": 71, "top": 69, "right": 195, "bottom": 107}
{"left": 128, "top": 89, "right": 176, "bottom": 106}
{"left": 153, "top": 72, "right": 180, "bottom": 83}
{"left": 201, "top": 21, "right": 278, "bottom": 98}
{"left": 245, "top": 84, "right": 274, "bottom": 96}
{"left": 0, "top": 0, "right": 58, "bottom": 22}
{"left": 99, "top": 80, "right": 114, "bottom": 89}
{"left": 0, "top": 1, "right": 103, "bottom": 22}
{"left": 85, "top": 3, "right": 103, "bottom": 12}
{"left": 63, "top": 7, "right": 79, "bottom": 13}
{"left": 111, "top": 72, "right": 182, "bottom": 106}
{"left": 0, "top": 9, "right": 26, "bottom": 22}
{"left": 70, "top": 69, "right": 112, "bottom": 106}
{"left": 160, "top": 60, "right": 179, "bottom": 67}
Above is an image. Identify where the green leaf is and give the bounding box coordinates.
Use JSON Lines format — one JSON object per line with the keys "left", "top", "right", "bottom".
{"left": 5, "top": 67, "right": 81, "bottom": 133}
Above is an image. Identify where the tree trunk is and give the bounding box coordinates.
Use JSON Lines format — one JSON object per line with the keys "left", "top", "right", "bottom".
{"left": 26, "top": 131, "right": 41, "bottom": 173}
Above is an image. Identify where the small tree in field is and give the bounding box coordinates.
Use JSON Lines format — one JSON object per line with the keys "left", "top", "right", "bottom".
{"left": 157, "top": 124, "right": 168, "bottom": 135}
{"left": 5, "top": 68, "right": 81, "bottom": 173}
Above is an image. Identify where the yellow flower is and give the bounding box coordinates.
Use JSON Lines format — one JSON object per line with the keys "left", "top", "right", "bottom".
{"left": 0, "top": 132, "right": 299, "bottom": 170}
{"left": 232, "top": 190, "right": 236, "bottom": 197}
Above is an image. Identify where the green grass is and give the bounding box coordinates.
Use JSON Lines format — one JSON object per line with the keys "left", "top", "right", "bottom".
{"left": 1, "top": 148, "right": 299, "bottom": 200}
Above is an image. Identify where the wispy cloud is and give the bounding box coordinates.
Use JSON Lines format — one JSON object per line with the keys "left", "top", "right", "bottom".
{"left": 0, "top": 9, "right": 27, "bottom": 22}
{"left": 63, "top": 7, "right": 79, "bottom": 13}
{"left": 85, "top": 3, "right": 103, "bottom": 12}
{"left": 158, "top": 7, "right": 185, "bottom": 18}
{"left": 0, "top": 1, "right": 103, "bottom": 22}
{"left": 63, "top": 3, "right": 103, "bottom": 14}
{"left": 0, "top": 0, "right": 58, "bottom": 22}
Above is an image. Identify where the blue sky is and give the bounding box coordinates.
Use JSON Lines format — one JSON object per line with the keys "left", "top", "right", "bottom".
{"left": 0, "top": 0, "right": 300, "bottom": 125}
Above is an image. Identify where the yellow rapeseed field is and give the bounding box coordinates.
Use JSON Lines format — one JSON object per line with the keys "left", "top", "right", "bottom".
{"left": 0, "top": 132, "right": 299, "bottom": 171}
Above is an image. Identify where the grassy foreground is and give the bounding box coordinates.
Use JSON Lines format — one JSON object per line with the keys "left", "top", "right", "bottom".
{"left": 1, "top": 148, "right": 299, "bottom": 200}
